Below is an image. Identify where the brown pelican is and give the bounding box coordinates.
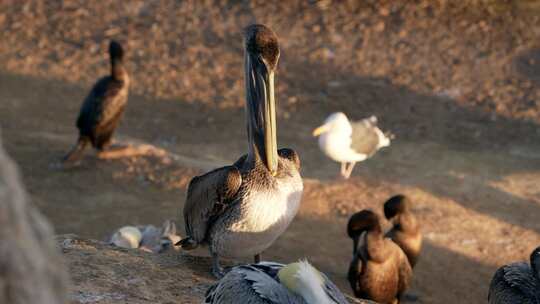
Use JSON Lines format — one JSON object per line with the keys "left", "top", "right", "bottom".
{"left": 203, "top": 260, "right": 357, "bottom": 304}
{"left": 384, "top": 194, "right": 422, "bottom": 268}
{"left": 63, "top": 40, "right": 132, "bottom": 163}
{"left": 312, "top": 113, "right": 393, "bottom": 179}
{"left": 178, "top": 24, "right": 303, "bottom": 278}
{"left": 488, "top": 246, "right": 540, "bottom": 304}
{"left": 347, "top": 210, "right": 412, "bottom": 304}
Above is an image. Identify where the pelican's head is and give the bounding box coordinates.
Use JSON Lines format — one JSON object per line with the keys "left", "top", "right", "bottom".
{"left": 278, "top": 260, "right": 333, "bottom": 304}
{"left": 244, "top": 24, "right": 280, "bottom": 175}
{"left": 110, "top": 226, "right": 141, "bottom": 249}
{"left": 312, "top": 112, "right": 351, "bottom": 137}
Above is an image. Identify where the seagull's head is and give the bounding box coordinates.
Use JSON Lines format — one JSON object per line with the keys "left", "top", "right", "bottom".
{"left": 312, "top": 112, "right": 350, "bottom": 137}
{"left": 278, "top": 260, "right": 333, "bottom": 304}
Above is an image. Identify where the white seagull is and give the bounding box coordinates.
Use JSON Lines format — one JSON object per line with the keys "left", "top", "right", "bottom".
{"left": 312, "top": 112, "right": 393, "bottom": 179}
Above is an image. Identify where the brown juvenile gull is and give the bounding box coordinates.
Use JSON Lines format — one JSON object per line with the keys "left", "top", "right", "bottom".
{"left": 347, "top": 210, "right": 412, "bottom": 304}
{"left": 384, "top": 194, "right": 422, "bottom": 268}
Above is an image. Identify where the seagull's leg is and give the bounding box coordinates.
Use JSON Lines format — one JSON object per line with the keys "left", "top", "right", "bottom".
{"left": 254, "top": 253, "right": 261, "bottom": 264}
{"left": 340, "top": 162, "right": 347, "bottom": 178}
{"left": 344, "top": 162, "right": 356, "bottom": 179}
{"left": 211, "top": 252, "right": 225, "bottom": 279}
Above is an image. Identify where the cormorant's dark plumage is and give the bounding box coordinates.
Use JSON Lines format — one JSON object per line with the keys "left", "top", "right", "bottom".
{"left": 384, "top": 194, "right": 422, "bottom": 268}
{"left": 347, "top": 210, "right": 412, "bottom": 304}
{"left": 488, "top": 246, "right": 540, "bottom": 304}
{"left": 64, "top": 40, "right": 129, "bottom": 162}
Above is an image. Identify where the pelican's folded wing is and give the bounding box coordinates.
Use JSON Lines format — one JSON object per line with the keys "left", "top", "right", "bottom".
{"left": 183, "top": 165, "right": 242, "bottom": 244}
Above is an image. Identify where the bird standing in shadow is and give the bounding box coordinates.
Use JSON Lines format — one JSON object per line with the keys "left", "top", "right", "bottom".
{"left": 313, "top": 113, "right": 393, "bottom": 179}
{"left": 488, "top": 246, "right": 540, "bottom": 304}
{"left": 347, "top": 210, "right": 412, "bottom": 304}
{"left": 178, "top": 24, "right": 303, "bottom": 278}
{"left": 384, "top": 194, "right": 422, "bottom": 268}
{"left": 63, "top": 40, "right": 144, "bottom": 164}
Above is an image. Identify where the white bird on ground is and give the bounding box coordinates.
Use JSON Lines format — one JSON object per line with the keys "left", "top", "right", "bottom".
{"left": 109, "top": 220, "right": 180, "bottom": 253}
{"left": 313, "top": 112, "right": 393, "bottom": 179}
{"left": 203, "top": 260, "right": 373, "bottom": 304}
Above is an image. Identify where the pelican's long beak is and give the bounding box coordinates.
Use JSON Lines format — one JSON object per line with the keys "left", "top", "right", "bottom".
{"left": 245, "top": 53, "right": 278, "bottom": 175}
{"left": 312, "top": 124, "right": 330, "bottom": 137}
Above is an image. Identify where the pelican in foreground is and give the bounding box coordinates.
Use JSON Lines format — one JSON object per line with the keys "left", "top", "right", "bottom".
{"left": 178, "top": 24, "right": 303, "bottom": 278}
{"left": 203, "top": 260, "right": 356, "bottom": 304}
{"left": 313, "top": 113, "right": 393, "bottom": 179}
{"left": 488, "top": 246, "right": 540, "bottom": 304}
{"left": 384, "top": 195, "right": 422, "bottom": 268}
{"left": 347, "top": 210, "right": 412, "bottom": 304}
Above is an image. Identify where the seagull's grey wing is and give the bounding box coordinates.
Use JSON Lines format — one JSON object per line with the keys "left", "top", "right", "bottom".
{"left": 183, "top": 166, "right": 242, "bottom": 244}
{"left": 350, "top": 119, "right": 381, "bottom": 156}
{"left": 204, "top": 264, "right": 304, "bottom": 304}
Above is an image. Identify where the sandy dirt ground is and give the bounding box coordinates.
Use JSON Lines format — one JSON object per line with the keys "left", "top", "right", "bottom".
{"left": 1, "top": 1, "right": 540, "bottom": 303}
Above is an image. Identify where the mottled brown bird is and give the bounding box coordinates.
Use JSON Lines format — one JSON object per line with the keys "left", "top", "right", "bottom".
{"left": 347, "top": 210, "right": 412, "bottom": 304}
{"left": 384, "top": 194, "right": 422, "bottom": 268}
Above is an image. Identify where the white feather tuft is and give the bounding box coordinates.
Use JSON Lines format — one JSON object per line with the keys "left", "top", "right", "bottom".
{"left": 293, "top": 260, "right": 333, "bottom": 304}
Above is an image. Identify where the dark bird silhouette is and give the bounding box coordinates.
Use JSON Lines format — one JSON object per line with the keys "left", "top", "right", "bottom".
{"left": 177, "top": 24, "right": 303, "bottom": 278}
{"left": 63, "top": 40, "right": 130, "bottom": 163}
{"left": 347, "top": 210, "right": 412, "bottom": 304}
{"left": 488, "top": 246, "right": 540, "bottom": 304}
{"left": 384, "top": 194, "right": 422, "bottom": 268}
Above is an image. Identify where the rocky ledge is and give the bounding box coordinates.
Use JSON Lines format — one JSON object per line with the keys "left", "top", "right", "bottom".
{"left": 60, "top": 235, "right": 373, "bottom": 304}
